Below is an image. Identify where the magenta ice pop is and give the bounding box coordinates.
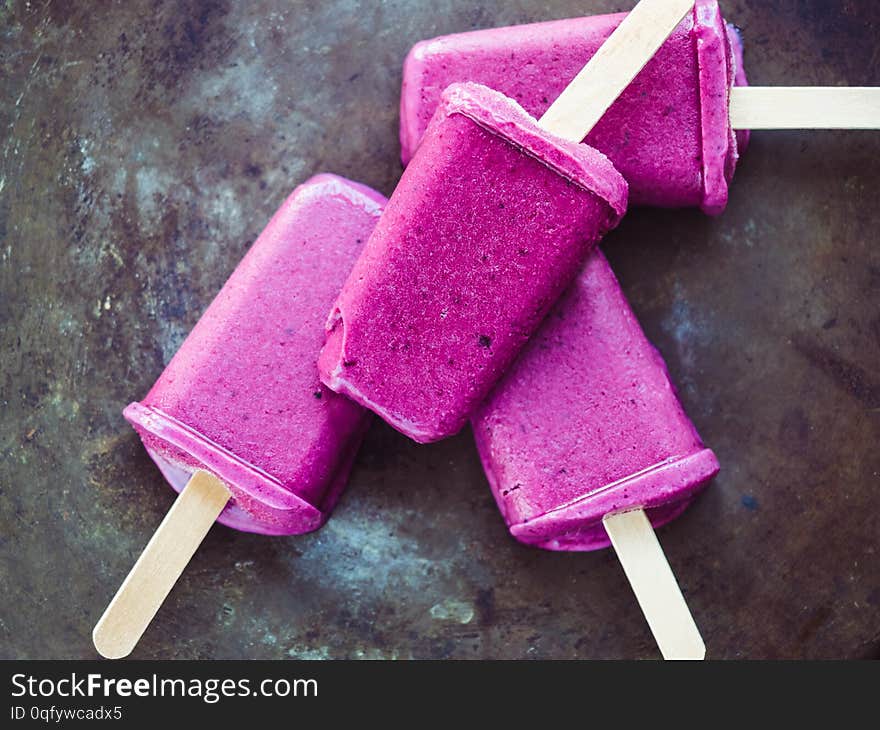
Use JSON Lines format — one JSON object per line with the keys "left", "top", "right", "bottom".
{"left": 472, "top": 249, "right": 719, "bottom": 551}
{"left": 124, "top": 174, "right": 386, "bottom": 535}
{"left": 400, "top": 0, "right": 748, "bottom": 214}
{"left": 318, "top": 83, "right": 627, "bottom": 443}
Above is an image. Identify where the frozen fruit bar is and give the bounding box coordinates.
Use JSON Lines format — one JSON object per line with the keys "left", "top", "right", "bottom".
{"left": 473, "top": 250, "right": 719, "bottom": 551}
{"left": 319, "top": 83, "right": 627, "bottom": 443}
{"left": 401, "top": 0, "right": 748, "bottom": 214}
{"left": 124, "top": 174, "right": 386, "bottom": 535}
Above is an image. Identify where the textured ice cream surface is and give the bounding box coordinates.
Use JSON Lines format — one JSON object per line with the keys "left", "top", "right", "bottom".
{"left": 400, "top": 0, "right": 746, "bottom": 214}
{"left": 319, "top": 83, "right": 627, "bottom": 443}
{"left": 125, "top": 174, "right": 386, "bottom": 535}
{"left": 472, "top": 250, "right": 719, "bottom": 551}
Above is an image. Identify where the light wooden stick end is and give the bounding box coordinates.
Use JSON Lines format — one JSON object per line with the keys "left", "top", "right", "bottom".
{"left": 93, "top": 470, "right": 230, "bottom": 659}
{"left": 603, "top": 508, "right": 705, "bottom": 661}
{"left": 730, "top": 86, "right": 880, "bottom": 130}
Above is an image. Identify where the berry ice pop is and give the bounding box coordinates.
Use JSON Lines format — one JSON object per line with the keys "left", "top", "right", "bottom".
{"left": 319, "top": 82, "right": 627, "bottom": 443}
{"left": 400, "top": 0, "right": 746, "bottom": 215}
{"left": 123, "top": 174, "right": 383, "bottom": 535}
{"left": 472, "top": 249, "right": 715, "bottom": 658}
{"left": 472, "top": 249, "right": 719, "bottom": 552}
{"left": 94, "top": 174, "right": 386, "bottom": 658}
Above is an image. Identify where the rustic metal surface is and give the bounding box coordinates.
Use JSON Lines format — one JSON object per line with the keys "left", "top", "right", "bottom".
{"left": 1, "top": 0, "right": 878, "bottom": 659}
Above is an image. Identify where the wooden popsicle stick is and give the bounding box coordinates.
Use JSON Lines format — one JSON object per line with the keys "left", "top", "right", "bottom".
{"left": 730, "top": 86, "right": 880, "bottom": 129}
{"left": 93, "top": 470, "right": 230, "bottom": 659}
{"left": 603, "top": 509, "right": 705, "bottom": 660}
{"left": 539, "top": 0, "right": 695, "bottom": 142}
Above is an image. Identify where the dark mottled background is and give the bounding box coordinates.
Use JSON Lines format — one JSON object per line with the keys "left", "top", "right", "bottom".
{"left": 1, "top": 0, "right": 878, "bottom": 659}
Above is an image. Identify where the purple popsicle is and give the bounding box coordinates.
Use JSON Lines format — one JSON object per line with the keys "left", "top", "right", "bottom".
{"left": 472, "top": 249, "right": 719, "bottom": 551}
{"left": 125, "top": 174, "right": 386, "bottom": 535}
{"left": 318, "top": 83, "right": 627, "bottom": 443}
{"left": 400, "top": 0, "right": 748, "bottom": 214}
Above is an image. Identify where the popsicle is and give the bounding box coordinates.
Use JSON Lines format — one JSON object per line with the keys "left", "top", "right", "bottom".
{"left": 400, "top": 0, "right": 880, "bottom": 214}
{"left": 319, "top": 0, "right": 699, "bottom": 442}
{"left": 472, "top": 249, "right": 716, "bottom": 657}
{"left": 94, "top": 174, "right": 386, "bottom": 658}
{"left": 473, "top": 249, "right": 718, "bottom": 551}
{"left": 319, "top": 82, "right": 627, "bottom": 443}
{"left": 401, "top": 0, "right": 744, "bottom": 214}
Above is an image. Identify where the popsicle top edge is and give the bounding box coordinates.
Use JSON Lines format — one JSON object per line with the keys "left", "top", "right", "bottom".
{"left": 295, "top": 172, "right": 387, "bottom": 217}
{"left": 507, "top": 448, "right": 720, "bottom": 551}
{"left": 438, "top": 82, "right": 628, "bottom": 218}
{"left": 123, "top": 402, "right": 327, "bottom": 531}
{"left": 693, "top": 0, "right": 741, "bottom": 215}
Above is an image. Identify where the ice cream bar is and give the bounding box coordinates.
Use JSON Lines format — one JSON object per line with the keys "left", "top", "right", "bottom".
{"left": 472, "top": 249, "right": 719, "bottom": 551}
{"left": 318, "top": 83, "right": 627, "bottom": 443}
{"left": 400, "top": 0, "right": 748, "bottom": 214}
{"left": 124, "top": 174, "right": 386, "bottom": 535}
